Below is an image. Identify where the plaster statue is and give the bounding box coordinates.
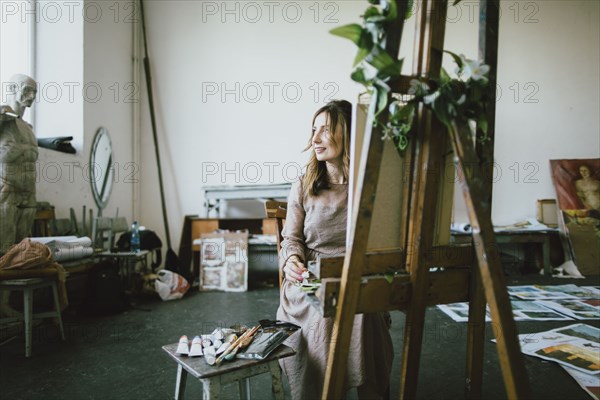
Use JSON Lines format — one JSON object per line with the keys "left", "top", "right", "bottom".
{"left": 0, "top": 74, "right": 39, "bottom": 255}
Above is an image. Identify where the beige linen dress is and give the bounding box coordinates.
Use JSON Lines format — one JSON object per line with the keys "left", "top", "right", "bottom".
{"left": 276, "top": 178, "right": 393, "bottom": 399}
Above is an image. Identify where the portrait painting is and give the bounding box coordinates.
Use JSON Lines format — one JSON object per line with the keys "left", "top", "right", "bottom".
{"left": 550, "top": 159, "right": 600, "bottom": 211}
{"left": 550, "top": 158, "right": 600, "bottom": 275}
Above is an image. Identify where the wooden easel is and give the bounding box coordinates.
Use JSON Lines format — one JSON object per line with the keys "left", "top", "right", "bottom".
{"left": 316, "top": 1, "right": 531, "bottom": 399}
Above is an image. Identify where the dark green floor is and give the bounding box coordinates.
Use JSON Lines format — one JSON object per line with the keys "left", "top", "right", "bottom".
{"left": 1, "top": 272, "right": 598, "bottom": 400}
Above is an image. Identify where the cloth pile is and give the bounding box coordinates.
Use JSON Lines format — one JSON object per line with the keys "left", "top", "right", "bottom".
{"left": 0, "top": 238, "right": 68, "bottom": 309}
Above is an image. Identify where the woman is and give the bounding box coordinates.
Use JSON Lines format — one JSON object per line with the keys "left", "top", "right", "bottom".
{"left": 276, "top": 100, "right": 393, "bottom": 399}
{"left": 575, "top": 164, "right": 600, "bottom": 211}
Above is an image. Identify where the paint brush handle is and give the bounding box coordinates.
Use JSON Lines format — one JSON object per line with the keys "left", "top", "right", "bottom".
{"left": 215, "top": 325, "right": 258, "bottom": 365}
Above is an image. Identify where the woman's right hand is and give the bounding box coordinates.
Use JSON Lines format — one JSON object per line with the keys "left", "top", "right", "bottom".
{"left": 283, "top": 255, "right": 307, "bottom": 284}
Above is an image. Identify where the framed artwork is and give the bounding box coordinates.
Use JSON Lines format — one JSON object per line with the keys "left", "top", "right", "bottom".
{"left": 550, "top": 158, "right": 600, "bottom": 275}
{"left": 549, "top": 159, "right": 600, "bottom": 211}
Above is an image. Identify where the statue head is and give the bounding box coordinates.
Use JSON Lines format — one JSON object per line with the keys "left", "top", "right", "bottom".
{"left": 5, "top": 74, "right": 38, "bottom": 116}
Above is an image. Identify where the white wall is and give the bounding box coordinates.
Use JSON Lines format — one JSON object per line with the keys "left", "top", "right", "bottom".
{"left": 445, "top": 0, "right": 600, "bottom": 224}
{"left": 139, "top": 0, "right": 599, "bottom": 250}
{"left": 34, "top": 0, "right": 134, "bottom": 223}
{"left": 139, "top": 1, "right": 368, "bottom": 247}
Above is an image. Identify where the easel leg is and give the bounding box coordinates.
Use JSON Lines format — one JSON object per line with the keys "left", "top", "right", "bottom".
{"left": 465, "top": 267, "right": 486, "bottom": 399}
{"left": 449, "top": 121, "right": 531, "bottom": 399}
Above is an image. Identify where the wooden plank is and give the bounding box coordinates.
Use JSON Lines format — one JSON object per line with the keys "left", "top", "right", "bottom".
{"left": 322, "top": 2, "right": 409, "bottom": 399}
{"left": 309, "top": 245, "right": 473, "bottom": 278}
{"left": 317, "top": 269, "right": 471, "bottom": 317}
{"left": 466, "top": 266, "right": 486, "bottom": 399}
{"left": 400, "top": 1, "right": 448, "bottom": 398}
{"left": 476, "top": 0, "right": 500, "bottom": 201}
{"left": 450, "top": 120, "right": 531, "bottom": 399}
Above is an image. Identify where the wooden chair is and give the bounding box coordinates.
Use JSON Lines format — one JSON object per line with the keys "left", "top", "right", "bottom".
{"left": 264, "top": 201, "right": 287, "bottom": 287}
{"left": 33, "top": 206, "right": 55, "bottom": 237}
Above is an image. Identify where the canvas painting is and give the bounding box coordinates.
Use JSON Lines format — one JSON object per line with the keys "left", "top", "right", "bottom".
{"left": 199, "top": 232, "right": 248, "bottom": 292}
{"left": 550, "top": 158, "right": 600, "bottom": 275}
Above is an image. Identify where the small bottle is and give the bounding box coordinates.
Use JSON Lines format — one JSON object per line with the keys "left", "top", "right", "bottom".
{"left": 130, "top": 220, "right": 141, "bottom": 253}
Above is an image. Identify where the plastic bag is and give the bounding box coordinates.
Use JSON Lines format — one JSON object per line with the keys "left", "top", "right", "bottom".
{"left": 155, "top": 270, "right": 190, "bottom": 301}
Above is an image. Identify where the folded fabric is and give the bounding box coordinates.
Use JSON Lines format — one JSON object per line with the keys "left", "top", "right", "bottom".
{"left": 37, "top": 136, "right": 76, "bottom": 154}
{"left": 0, "top": 239, "right": 68, "bottom": 309}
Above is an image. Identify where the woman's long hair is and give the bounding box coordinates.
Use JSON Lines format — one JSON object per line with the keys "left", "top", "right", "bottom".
{"left": 302, "top": 99, "right": 352, "bottom": 197}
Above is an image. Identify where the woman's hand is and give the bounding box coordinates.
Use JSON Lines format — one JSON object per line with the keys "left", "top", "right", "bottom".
{"left": 283, "top": 255, "right": 307, "bottom": 284}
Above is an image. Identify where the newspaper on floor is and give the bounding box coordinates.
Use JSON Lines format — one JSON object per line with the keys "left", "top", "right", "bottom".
{"left": 437, "top": 299, "right": 572, "bottom": 322}
{"left": 518, "top": 323, "right": 599, "bottom": 375}
{"left": 562, "top": 365, "right": 600, "bottom": 400}
{"left": 507, "top": 285, "right": 600, "bottom": 301}
{"left": 536, "top": 299, "right": 600, "bottom": 320}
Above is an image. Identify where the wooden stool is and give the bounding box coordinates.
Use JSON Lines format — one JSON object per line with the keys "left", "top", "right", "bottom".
{"left": 162, "top": 342, "right": 295, "bottom": 400}
{"left": 0, "top": 277, "right": 66, "bottom": 357}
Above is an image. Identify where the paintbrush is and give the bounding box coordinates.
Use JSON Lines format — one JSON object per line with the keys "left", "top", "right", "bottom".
{"left": 215, "top": 325, "right": 259, "bottom": 365}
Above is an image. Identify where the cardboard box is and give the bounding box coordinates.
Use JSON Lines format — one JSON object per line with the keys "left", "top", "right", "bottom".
{"left": 536, "top": 199, "right": 558, "bottom": 228}
{"left": 199, "top": 232, "right": 248, "bottom": 292}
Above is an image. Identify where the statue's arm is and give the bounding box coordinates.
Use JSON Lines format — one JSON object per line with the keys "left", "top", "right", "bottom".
{"left": 0, "top": 105, "right": 17, "bottom": 122}
{"left": 0, "top": 106, "right": 20, "bottom": 163}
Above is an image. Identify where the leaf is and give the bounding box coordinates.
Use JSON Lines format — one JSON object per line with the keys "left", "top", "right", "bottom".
{"left": 439, "top": 67, "right": 451, "bottom": 85}
{"left": 377, "top": 58, "right": 403, "bottom": 80}
{"left": 396, "top": 134, "right": 409, "bottom": 151}
{"left": 375, "top": 86, "right": 390, "bottom": 117}
{"left": 405, "top": 0, "right": 415, "bottom": 19}
{"left": 330, "top": 24, "right": 364, "bottom": 45}
{"left": 431, "top": 95, "right": 451, "bottom": 127}
{"left": 357, "top": 29, "right": 375, "bottom": 50}
{"left": 363, "top": 6, "right": 381, "bottom": 19}
{"left": 384, "top": 272, "right": 394, "bottom": 284}
{"left": 385, "top": 0, "right": 398, "bottom": 21}
{"left": 353, "top": 47, "right": 371, "bottom": 67}
{"left": 366, "top": 45, "right": 396, "bottom": 73}
{"left": 444, "top": 50, "right": 464, "bottom": 69}
{"left": 399, "top": 103, "right": 415, "bottom": 122}
{"left": 351, "top": 67, "right": 368, "bottom": 84}
{"left": 478, "top": 116, "right": 488, "bottom": 135}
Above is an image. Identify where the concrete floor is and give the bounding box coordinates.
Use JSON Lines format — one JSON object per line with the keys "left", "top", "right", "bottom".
{"left": 0, "top": 272, "right": 598, "bottom": 400}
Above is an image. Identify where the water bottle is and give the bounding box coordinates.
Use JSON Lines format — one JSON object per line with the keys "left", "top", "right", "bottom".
{"left": 130, "top": 220, "right": 141, "bottom": 253}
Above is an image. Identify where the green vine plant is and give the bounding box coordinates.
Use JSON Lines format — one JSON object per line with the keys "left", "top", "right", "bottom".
{"left": 330, "top": 0, "right": 490, "bottom": 153}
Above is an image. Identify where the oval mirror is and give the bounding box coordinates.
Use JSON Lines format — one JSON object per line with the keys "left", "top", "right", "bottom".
{"left": 90, "top": 127, "right": 114, "bottom": 211}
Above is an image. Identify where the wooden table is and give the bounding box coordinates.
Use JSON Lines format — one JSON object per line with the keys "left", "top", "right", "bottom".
{"left": 162, "top": 342, "right": 295, "bottom": 400}
{"left": 96, "top": 250, "right": 149, "bottom": 286}
{"left": 453, "top": 229, "right": 557, "bottom": 275}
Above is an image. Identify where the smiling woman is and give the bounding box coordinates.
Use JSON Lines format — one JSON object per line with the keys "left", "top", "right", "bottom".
{"left": 302, "top": 100, "right": 352, "bottom": 198}
{"left": 276, "top": 99, "right": 393, "bottom": 399}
